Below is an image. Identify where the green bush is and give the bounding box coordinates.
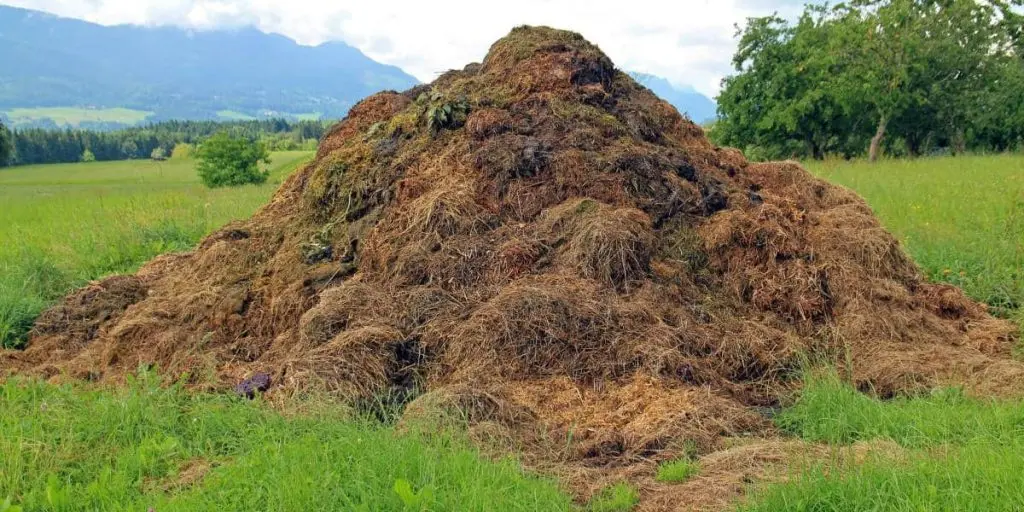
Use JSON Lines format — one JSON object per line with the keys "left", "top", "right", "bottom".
{"left": 169, "top": 143, "right": 194, "bottom": 160}
{"left": 195, "top": 132, "right": 271, "bottom": 188}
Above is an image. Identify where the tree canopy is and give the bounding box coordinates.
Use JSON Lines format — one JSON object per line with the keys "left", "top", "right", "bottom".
{"left": 712, "top": 0, "right": 1024, "bottom": 160}
{"left": 195, "top": 132, "right": 271, "bottom": 188}
{"left": 0, "top": 120, "right": 11, "bottom": 165}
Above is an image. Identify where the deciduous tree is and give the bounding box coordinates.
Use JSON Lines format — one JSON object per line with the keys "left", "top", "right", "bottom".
{"left": 195, "top": 132, "right": 271, "bottom": 188}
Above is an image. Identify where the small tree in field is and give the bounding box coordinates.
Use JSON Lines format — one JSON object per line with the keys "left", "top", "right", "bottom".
{"left": 195, "top": 132, "right": 271, "bottom": 188}
{"left": 81, "top": 149, "right": 96, "bottom": 162}
{"left": 170, "top": 143, "right": 194, "bottom": 160}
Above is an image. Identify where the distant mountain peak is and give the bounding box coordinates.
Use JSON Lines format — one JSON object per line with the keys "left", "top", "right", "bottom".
{"left": 629, "top": 72, "right": 716, "bottom": 123}
{"left": 0, "top": 5, "right": 420, "bottom": 128}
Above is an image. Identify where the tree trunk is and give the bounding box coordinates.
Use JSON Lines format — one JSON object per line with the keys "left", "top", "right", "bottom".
{"left": 951, "top": 128, "right": 966, "bottom": 155}
{"left": 868, "top": 115, "right": 888, "bottom": 162}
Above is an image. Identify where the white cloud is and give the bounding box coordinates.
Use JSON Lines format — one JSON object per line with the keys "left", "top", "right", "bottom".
{"left": 1, "top": 0, "right": 793, "bottom": 98}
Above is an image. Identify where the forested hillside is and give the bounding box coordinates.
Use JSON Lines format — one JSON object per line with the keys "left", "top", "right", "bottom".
{"left": 0, "top": 5, "right": 418, "bottom": 124}
{"left": 0, "top": 119, "right": 327, "bottom": 166}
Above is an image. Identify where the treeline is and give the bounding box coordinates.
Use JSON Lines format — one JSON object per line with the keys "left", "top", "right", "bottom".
{"left": 711, "top": 0, "right": 1024, "bottom": 160}
{"left": 0, "top": 118, "right": 330, "bottom": 167}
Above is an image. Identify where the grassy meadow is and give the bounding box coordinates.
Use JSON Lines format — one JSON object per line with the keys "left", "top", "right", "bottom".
{"left": 0, "top": 373, "right": 571, "bottom": 512}
{"left": 3, "top": 107, "right": 154, "bottom": 128}
{"left": 0, "top": 153, "right": 1023, "bottom": 510}
{"left": 740, "top": 372, "right": 1024, "bottom": 511}
{"left": 0, "top": 151, "right": 313, "bottom": 348}
{"left": 806, "top": 154, "right": 1024, "bottom": 327}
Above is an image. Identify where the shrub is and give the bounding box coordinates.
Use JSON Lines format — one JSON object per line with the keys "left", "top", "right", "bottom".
{"left": 150, "top": 147, "right": 167, "bottom": 161}
{"left": 195, "top": 132, "right": 271, "bottom": 188}
{"left": 81, "top": 149, "right": 96, "bottom": 162}
{"left": 170, "top": 143, "right": 194, "bottom": 160}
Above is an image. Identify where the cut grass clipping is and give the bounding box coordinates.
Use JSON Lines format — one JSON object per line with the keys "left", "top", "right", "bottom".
{"left": 0, "top": 373, "right": 572, "bottom": 511}
{"left": 740, "top": 371, "right": 1024, "bottom": 511}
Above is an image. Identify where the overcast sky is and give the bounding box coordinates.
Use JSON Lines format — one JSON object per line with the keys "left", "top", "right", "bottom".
{"left": 1, "top": 0, "right": 803, "bottom": 98}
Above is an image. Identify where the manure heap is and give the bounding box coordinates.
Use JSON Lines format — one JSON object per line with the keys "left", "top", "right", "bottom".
{"left": 4, "top": 26, "right": 1021, "bottom": 509}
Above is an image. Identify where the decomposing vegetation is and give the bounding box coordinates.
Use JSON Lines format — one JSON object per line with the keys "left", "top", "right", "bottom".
{"left": 2, "top": 26, "right": 1020, "bottom": 510}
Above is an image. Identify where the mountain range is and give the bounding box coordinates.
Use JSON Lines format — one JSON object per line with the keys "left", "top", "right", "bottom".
{"left": 630, "top": 73, "right": 717, "bottom": 124}
{"left": 0, "top": 5, "right": 716, "bottom": 128}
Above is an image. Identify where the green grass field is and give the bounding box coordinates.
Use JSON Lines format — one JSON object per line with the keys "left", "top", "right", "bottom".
{"left": 3, "top": 107, "right": 154, "bottom": 128}
{"left": 0, "top": 373, "right": 571, "bottom": 511}
{"left": 0, "top": 152, "right": 313, "bottom": 348}
{"left": 214, "top": 110, "right": 258, "bottom": 121}
{"left": 807, "top": 155, "right": 1024, "bottom": 326}
{"left": 740, "top": 372, "right": 1024, "bottom": 511}
{"left": 1, "top": 153, "right": 1023, "bottom": 510}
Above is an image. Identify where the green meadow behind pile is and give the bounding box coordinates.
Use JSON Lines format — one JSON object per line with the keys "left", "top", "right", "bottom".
{"left": 0, "top": 152, "right": 313, "bottom": 349}
{"left": 2, "top": 27, "right": 1023, "bottom": 510}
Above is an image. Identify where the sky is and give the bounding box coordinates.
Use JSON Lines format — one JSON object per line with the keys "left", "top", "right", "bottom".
{"left": 0, "top": 0, "right": 804, "bottom": 98}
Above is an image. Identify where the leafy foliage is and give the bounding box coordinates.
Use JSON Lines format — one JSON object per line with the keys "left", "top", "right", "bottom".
{"left": 425, "top": 92, "right": 471, "bottom": 133}
{"left": 0, "top": 120, "right": 11, "bottom": 165}
{"left": 195, "top": 132, "right": 271, "bottom": 188}
{"left": 714, "top": 0, "right": 1024, "bottom": 160}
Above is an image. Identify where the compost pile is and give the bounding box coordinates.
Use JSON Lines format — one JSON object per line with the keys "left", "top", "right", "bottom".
{"left": 4, "top": 26, "right": 1021, "bottom": 508}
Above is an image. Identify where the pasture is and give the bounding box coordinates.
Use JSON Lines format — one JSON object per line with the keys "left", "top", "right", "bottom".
{"left": 2, "top": 107, "right": 154, "bottom": 128}
{"left": 0, "top": 152, "right": 313, "bottom": 348}
{"left": 807, "top": 155, "right": 1024, "bottom": 328}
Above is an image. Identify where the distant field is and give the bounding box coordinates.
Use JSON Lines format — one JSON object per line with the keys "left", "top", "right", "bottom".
{"left": 3, "top": 107, "right": 153, "bottom": 128}
{"left": 0, "top": 151, "right": 313, "bottom": 348}
{"left": 216, "top": 110, "right": 323, "bottom": 121}
{"left": 293, "top": 112, "right": 323, "bottom": 121}
{"left": 215, "top": 110, "right": 257, "bottom": 121}
{"left": 807, "top": 154, "right": 1024, "bottom": 326}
